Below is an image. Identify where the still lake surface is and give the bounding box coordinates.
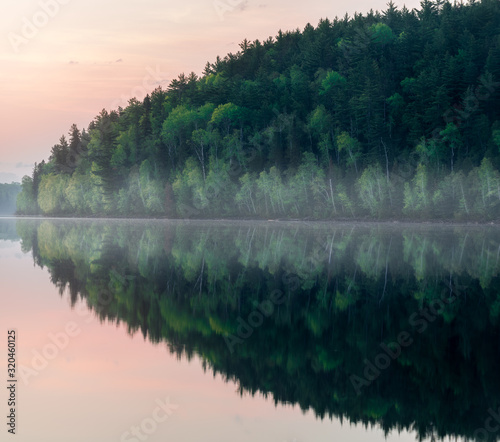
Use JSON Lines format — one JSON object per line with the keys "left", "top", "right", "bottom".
{"left": 1, "top": 218, "right": 500, "bottom": 442}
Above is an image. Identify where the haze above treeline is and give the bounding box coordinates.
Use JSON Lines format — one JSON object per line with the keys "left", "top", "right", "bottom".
{"left": 15, "top": 0, "right": 500, "bottom": 220}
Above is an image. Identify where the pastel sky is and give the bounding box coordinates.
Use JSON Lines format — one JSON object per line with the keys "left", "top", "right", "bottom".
{"left": 0, "top": 0, "right": 420, "bottom": 183}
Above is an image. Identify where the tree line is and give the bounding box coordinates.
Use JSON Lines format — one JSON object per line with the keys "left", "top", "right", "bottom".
{"left": 17, "top": 0, "right": 500, "bottom": 220}
{"left": 0, "top": 183, "right": 21, "bottom": 215}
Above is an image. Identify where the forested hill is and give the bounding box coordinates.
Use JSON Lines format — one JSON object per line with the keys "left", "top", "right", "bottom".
{"left": 17, "top": 0, "right": 500, "bottom": 220}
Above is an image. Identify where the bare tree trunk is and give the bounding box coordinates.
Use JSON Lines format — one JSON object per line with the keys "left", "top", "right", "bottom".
{"left": 329, "top": 179, "right": 337, "bottom": 214}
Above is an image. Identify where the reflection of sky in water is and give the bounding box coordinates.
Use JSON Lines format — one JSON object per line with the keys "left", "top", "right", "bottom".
{"left": 0, "top": 225, "right": 432, "bottom": 442}
{"left": 0, "top": 241, "right": 23, "bottom": 259}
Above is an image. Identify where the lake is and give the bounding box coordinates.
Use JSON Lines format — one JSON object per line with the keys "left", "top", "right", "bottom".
{"left": 2, "top": 218, "right": 500, "bottom": 441}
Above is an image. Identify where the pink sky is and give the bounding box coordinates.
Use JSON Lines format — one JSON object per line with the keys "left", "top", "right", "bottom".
{"left": 0, "top": 0, "right": 420, "bottom": 183}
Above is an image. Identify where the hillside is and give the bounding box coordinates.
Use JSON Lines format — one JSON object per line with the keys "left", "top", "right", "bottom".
{"left": 17, "top": 0, "right": 500, "bottom": 220}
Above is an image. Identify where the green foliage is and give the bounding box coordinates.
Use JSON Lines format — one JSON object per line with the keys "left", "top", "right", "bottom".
{"left": 17, "top": 1, "right": 500, "bottom": 220}
{"left": 404, "top": 163, "right": 431, "bottom": 215}
{"left": 336, "top": 132, "right": 361, "bottom": 173}
{"left": 13, "top": 180, "right": 34, "bottom": 215}
{"left": 468, "top": 158, "right": 500, "bottom": 215}
{"left": 37, "top": 173, "right": 71, "bottom": 215}
{"left": 256, "top": 167, "right": 289, "bottom": 216}
{"left": 319, "top": 70, "right": 347, "bottom": 95}
{"left": 432, "top": 171, "right": 469, "bottom": 218}
{"left": 209, "top": 103, "right": 244, "bottom": 135}
{"left": 235, "top": 172, "right": 257, "bottom": 214}
{"left": 172, "top": 158, "right": 206, "bottom": 216}
{"left": 356, "top": 164, "right": 391, "bottom": 217}
{"left": 0, "top": 183, "right": 21, "bottom": 215}
{"left": 370, "top": 23, "right": 396, "bottom": 45}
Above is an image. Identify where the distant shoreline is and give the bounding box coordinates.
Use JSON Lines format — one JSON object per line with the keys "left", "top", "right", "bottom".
{"left": 6, "top": 214, "right": 500, "bottom": 227}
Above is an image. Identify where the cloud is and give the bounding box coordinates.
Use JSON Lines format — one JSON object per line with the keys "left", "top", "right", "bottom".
{"left": 82, "top": 59, "right": 124, "bottom": 66}
{"left": 15, "top": 162, "right": 32, "bottom": 168}
{"left": 69, "top": 60, "right": 79, "bottom": 65}
{"left": 235, "top": 0, "right": 249, "bottom": 12}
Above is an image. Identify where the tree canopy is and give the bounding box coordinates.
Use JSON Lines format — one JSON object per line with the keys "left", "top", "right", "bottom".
{"left": 17, "top": 0, "right": 500, "bottom": 220}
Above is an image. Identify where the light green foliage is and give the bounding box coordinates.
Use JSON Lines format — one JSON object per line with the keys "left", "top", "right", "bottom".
{"left": 139, "top": 160, "right": 165, "bottom": 215}
{"left": 308, "top": 106, "right": 333, "bottom": 165}
{"left": 65, "top": 172, "right": 93, "bottom": 215}
{"left": 172, "top": 158, "right": 207, "bottom": 215}
{"left": 468, "top": 158, "right": 500, "bottom": 215}
{"left": 370, "top": 23, "right": 395, "bottom": 45}
{"left": 439, "top": 123, "right": 463, "bottom": 171}
{"left": 161, "top": 105, "right": 196, "bottom": 158}
{"left": 336, "top": 183, "right": 354, "bottom": 217}
{"left": 204, "top": 159, "right": 236, "bottom": 215}
{"left": 288, "top": 152, "right": 324, "bottom": 214}
{"left": 432, "top": 171, "right": 469, "bottom": 218}
{"left": 117, "top": 167, "right": 144, "bottom": 216}
{"left": 235, "top": 172, "right": 257, "bottom": 214}
{"left": 111, "top": 144, "right": 127, "bottom": 170}
{"left": 209, "top": 103, "right": 244, "bottom": 135}
{"left": 415, "top": 137, "right": 442, "bottom": 165}
{"left": 356, "top": 164, "right": 391, "bottom": 217}
{"left": 403, "top": 164, "right": 430, "bottom": 215}
{"left": 319, "top": 70, "right": 347, "bottom": 96}
{"left": 195, "top": 102, "right": 216, "bottom": 125}
{"left": 336, "top": 132, "right": 361, "bottom": 173}
{"left": 256, "top": 167, "right": 289, "bottom": 216}
{"left": 16, "top": 176, "right": 37, "bottom": 214}
{"left": 38, "top": 173, "right": 71, "bottom": 214}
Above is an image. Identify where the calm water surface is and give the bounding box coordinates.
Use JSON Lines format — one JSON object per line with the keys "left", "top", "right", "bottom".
{"left": 1, "top": 218, "right": 500, "bottom": 442}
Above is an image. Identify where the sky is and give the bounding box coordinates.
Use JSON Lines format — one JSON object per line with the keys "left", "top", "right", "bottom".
{"left": 0, "top": 0, "right": 421, "bottom": 183}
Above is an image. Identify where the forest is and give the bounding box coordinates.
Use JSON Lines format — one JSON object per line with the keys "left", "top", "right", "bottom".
{"left": 15, "top": 219, "right": 500, "bottom": 439}
{"left": 16, "top": 0, "right": 500, "bottom": 220}
{"left": 0, "top": 183, "right": 21, "bottom": 215}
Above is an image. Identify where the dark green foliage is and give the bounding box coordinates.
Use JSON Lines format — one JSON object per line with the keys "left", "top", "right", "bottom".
{"left": 18, "top": 1, "right": 500, "bottom": 219}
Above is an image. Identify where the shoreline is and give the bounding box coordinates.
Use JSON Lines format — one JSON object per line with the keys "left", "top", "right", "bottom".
{"left": 4, "top": 214, "right": 500, "bottom": 227}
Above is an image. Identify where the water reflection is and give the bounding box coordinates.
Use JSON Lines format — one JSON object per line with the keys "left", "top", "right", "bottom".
{"left": 15, "top": 219, "right": 500, "bottom": 441}
{"left": 0, "top": 217, "right": 19, "bottom": 241}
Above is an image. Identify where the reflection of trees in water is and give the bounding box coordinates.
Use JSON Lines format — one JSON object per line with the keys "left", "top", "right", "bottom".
{"left": 0, "top": 219, "right": 19, "bottom": 241}
{"left": 16, "top": 219, "right": 500, "bottom": 440}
